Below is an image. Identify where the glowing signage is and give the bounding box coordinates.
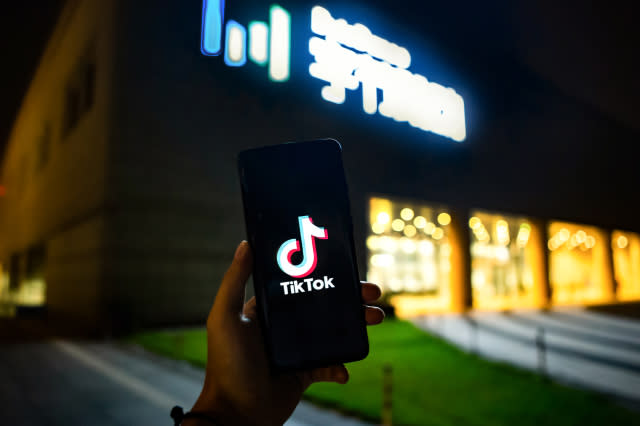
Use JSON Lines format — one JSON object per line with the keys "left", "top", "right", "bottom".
{"left": 200, "top": 0, "right": 291, "bottom": 81}
{"left": 224, "top": 20, "right": 246, "bottom": 67}
{"left": 248, "top": 21, "right": 269, "bottom": 65}
{"left": 201, "top": 0, "right": 225, "bottom": 56}
{"left": 277, "top": 215, "right": 328, "bottom": 278}
{"left": 200, "top": 1, "right": 466, "bottom": 142}
{"left": 309, "top": 7, "right": 466, "bottom": 142}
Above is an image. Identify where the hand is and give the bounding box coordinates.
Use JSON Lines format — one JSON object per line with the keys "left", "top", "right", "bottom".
{"left": 187, "top": 241, "right": 384, "bottom": 426}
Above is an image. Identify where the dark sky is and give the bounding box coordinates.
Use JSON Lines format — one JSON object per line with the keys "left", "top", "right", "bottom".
{"left": 513, "top": 1, "right": 639, "bottom": 134}
{"left": 0, "top": 2, "right": 63, "bottom": 155}
{"left": 0, "top": 1, "right": 638, "bottom": 159}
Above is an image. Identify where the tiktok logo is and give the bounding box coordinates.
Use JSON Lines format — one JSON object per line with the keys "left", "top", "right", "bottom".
{"left": 277, "top": 216, "right": 328, "bottom": 278}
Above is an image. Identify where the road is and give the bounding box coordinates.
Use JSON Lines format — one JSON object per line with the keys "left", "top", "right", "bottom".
{"left": 412, "top": 307, "right": 640, "bottom": 404}
{"left": 0, "top": 340, "right": 369, "bottom": 426}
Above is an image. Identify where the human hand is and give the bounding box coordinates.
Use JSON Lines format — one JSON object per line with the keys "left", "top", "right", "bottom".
{"left": 186, "top": 241, "right": 384, "bottom": 426}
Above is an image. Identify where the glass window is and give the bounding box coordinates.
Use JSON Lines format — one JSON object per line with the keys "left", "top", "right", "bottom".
{"left": 22, "top": 245, "right": 46, "bottom": 307}
{"left": 469, "top": 211, "right": 537, "bottom": 310}
{"left": 36, "top": 123, "right": 51, "bottom": 172}
{"left": 2, "top": 247, "right": 47, "bottom": 310}
{"left": 0, "top": 262, "right": 14, "bottom": 317}
{"left": 612, "top": 230, "right": 640, "bottom": 301}
{"left": 548, "top": 222, "right": 610, "bottom": 305}
{"left": 62, "top": 54, "right": 96, "bottom": 137}
{"left": 367, "top": 196, "right": 453, "bottom": 315}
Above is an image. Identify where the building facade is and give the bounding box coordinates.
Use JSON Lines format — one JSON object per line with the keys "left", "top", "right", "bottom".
{"left": 1, "top": 0, "right": 639, "bottom": 332}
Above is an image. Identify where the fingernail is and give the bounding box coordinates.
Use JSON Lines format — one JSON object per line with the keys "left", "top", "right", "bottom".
{"left": 234, "top": 241, "right": 248, "bottom": 260}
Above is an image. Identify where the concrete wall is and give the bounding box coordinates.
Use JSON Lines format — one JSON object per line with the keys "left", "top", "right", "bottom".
{"left": 0, "top": 0, "right": 117, "bottom": 331}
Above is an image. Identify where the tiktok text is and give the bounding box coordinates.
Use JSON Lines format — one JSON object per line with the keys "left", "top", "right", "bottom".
{"left": 280, "top": 276, "right": 335, "bottom": 295}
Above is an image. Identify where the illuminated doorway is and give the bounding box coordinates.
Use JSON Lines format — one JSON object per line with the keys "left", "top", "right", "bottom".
{"left": 0, "top": 246, "right": 46, "bottom": 317}
{"left": 548, "top": 222, "right": 612, "bottom": 305}
{"left": 367, "top": 197, "right": 453, "bottom": 316}
{"left": 612, "top": 230, "right": 640, "bottom": 301}
{"left": 469, "top": 211, "right": 540, "bottom": 310}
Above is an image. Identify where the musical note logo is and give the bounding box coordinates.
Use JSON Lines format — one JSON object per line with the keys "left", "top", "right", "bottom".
{"left": 277, "top": 216, "right": 328, "bottom": 278}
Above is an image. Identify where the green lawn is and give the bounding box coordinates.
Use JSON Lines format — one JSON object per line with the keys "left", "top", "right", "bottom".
{"left": 129, "top": 320, "right": 640, "bottom": 425}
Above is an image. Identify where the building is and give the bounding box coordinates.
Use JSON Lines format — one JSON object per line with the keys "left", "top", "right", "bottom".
{"left": 1, "top": 0, "right": 639, "bottom": 333}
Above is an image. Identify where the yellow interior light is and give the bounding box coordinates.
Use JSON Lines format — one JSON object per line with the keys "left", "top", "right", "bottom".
{"left": 377, "top": 212, "right": 390, "bottom": 225}
{"left": 617, "top": 235, "right": 629, "bottom": 249}
{"left": 413, "top": 216, "right": 427, "bottom": 229}
{"left": 437, "top": 212, "right": 451, "bottom": 226}
{"left": 424, "top": 222, "right": 436, "bottom": 235}
{"left": 372, "top": 222, "right": 385, "bottom": 234}
{"left": 392, "top": 218, "right": 405, "bottom": 232}
{"left": 432, "top": 228, "right": 444, "bottom": 240}
{"left": 469, "top": 216, "right": 481, "bottom": 229}
{"left": 404, "top": 225, "right": 417, "bottom": 238}
{"left": 400, "top": 208, "right": 414, "bottom": 221}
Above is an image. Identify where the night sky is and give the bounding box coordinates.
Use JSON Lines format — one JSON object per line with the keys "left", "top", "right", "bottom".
{"left": 0, "top": 2, "right": 63, "bottom": 155}
{"left": 0, "top": 1, "right": 638, "bottom": 159}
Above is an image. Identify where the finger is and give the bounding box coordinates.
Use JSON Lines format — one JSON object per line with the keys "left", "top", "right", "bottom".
{"left": 242, "top": 296, "right": 257, "bottom": 317}
{"left": 305, "top": 364, "right": 349, "bottom": 387}
{"left": 213, "top": 241, "right": 253, "bottom": 316}
{"left": 365, "top": 305, "right": 385, "bottom": 325}
{"left": 361, "top": 282, "right": 382, "bottom": 303}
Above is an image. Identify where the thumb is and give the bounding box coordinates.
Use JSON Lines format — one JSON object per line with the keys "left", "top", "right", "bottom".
{"left": 213, "top": 241, "right": 253, "bottom": 317}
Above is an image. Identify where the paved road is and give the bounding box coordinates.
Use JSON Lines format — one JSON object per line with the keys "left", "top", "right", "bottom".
{"left": 0, "top": 341, "right": 369, "bottom": 426}
{"left": 413, "top": 308, "right": 640, "bottom": 403}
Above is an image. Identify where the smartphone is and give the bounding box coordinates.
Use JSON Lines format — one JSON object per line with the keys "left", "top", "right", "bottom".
{"left": 238, "top": 139, "right": 369, "bottom": 370}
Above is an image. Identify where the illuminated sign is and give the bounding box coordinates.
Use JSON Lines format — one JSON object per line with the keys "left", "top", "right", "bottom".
{"left": 201, "top": 2, "right": 466, "bottom": 142}
{"left": 201, "top": 0, "right": 291, "bottom": 81}
{"left": 309, "top": 7, "right": 466, "bottom": 142}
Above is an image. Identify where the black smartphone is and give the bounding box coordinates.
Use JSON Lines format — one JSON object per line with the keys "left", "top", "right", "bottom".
{"left": 238, "top": 139, "right": 369, "bottom": 370}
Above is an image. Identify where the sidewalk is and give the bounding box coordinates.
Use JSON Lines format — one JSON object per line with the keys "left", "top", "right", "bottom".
{"left": 0, "top": 340, "right": 370, "bottom": 426}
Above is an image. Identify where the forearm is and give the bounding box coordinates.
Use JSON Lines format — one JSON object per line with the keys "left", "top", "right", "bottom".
{"left": 182, "top": 419, "right": 218, "bottom": 426}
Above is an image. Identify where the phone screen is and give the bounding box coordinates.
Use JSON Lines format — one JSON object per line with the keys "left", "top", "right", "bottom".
{"left": 238, "top": 140, "right": 369, "bottom": 369}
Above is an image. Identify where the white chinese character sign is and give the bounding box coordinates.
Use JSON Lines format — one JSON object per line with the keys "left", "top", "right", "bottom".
{"left": 201, "top": 1, "right": 467, "bottom": 142}
{"left": 308, "top": 6, "right": 466, "bottom": 142}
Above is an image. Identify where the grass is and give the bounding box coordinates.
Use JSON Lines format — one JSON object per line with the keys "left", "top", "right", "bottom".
{"left": 129, "top": 320, "right": 640, "bottom": 425}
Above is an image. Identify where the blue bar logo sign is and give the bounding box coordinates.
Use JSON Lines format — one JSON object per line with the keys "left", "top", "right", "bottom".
{"left": 201, "top": 0, "right": 291, "bottom": 82}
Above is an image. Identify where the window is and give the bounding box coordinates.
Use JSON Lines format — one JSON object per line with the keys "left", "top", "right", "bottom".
{"left": 469, "top": 211, "right": 538, "bottom": 310}
{"left": 612, "top": 230, "right": 640, "bottom": 301}
{"left": 62, "top": 54, "right": 96, "bottom": 137}
{"left": 35, "top": 123, "right": 51, "bottom": 171}
{"left": 18, "top": 245, "right": 46, "bottom": 307}
{"left": 8, "top": 253, "right": 20, "bottom": 291}
{"left": 548, "top": 222, "right": 610, "bottom": 305}
{"left": 367, "top": 196, "right": 453, "bottom": 315}
{"left": 63, "top": 84, "right": 81, "bottom": 135}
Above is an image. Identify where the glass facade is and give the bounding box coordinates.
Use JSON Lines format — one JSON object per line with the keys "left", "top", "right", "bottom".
{"left": 548, "top": 222, "right": 612, "bottom": 305}
{"left": 366, "top": 196, "right": 638, "bottom": 315}
{"left": 612, "top": 230, "right": 640, "bottom": 301}
{"left": 367, "top": 197, "right": 453, "bottom": 314}
{"left": 469, "top": 211, "right": 538, "bottom": 310}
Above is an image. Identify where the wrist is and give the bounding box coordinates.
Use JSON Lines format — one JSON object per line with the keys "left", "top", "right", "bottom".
{"left": 188, "top": 388, "right": 233, "bottom": 426}
{"left": 182, "top": 418, "right": 219, "bottom": 426}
